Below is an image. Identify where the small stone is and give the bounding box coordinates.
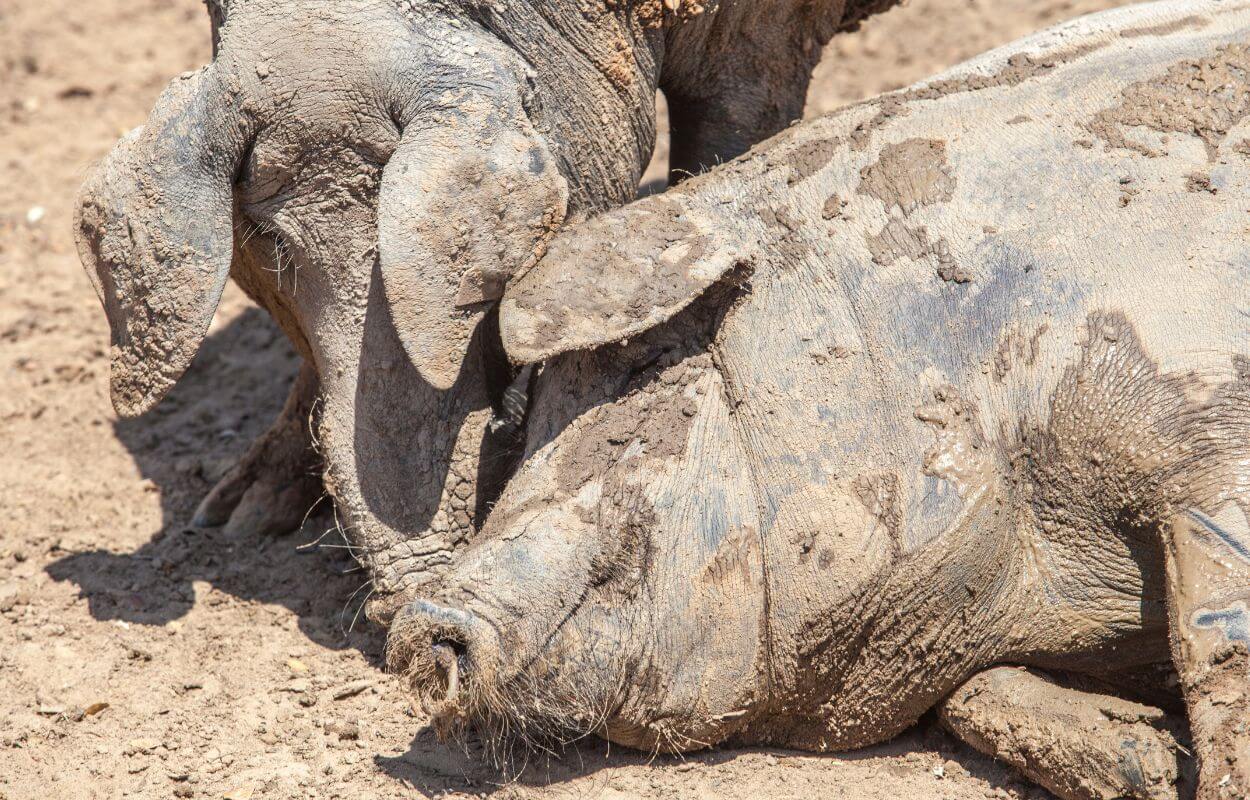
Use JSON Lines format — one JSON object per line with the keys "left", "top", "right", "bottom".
{"left": 124, "top": 737, "right": 162, "bottom": 755}
{"left": 326, "top": 720, "right": 359, "bottom": 741}
{"left": 331, "top": 680, "right": 371, "bottom": 700}
{"left": 25, "top": 206, "right": 45, "bottom": 225}
{"left": 0, "top": 582, "right": 30, "bottom": 612}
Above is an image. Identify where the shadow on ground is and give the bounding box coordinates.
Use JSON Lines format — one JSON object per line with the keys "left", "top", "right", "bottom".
{"left": 45, "top": 305, "right": 384, "bottom": 658}
{"left": 373, "top": 721, "right": 1037, "bottom": 798}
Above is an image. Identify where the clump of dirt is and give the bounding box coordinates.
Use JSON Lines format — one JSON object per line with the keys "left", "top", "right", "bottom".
{"left": 635, "top": 0, "right": 709, "bottom": 29}
{"left": 857, "top": 138, "right": 955, "bottom": 214}
{"left": 1086, "top": 44, "right": 1250, "bottom": 160}
{"left": 856, "top": 138, "right": 968, "bottom": 282}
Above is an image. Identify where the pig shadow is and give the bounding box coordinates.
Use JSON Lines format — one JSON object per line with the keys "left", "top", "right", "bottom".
{"left": 374, "top": 720, "right": 1040, "bottom": 797}
{"left": 45, "top": 304, "right": 385, "bottom": 658}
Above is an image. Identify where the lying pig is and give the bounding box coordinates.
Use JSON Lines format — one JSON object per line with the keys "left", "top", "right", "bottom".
{"left": 388, "top": 3, "right": 1250, "bottom": 798}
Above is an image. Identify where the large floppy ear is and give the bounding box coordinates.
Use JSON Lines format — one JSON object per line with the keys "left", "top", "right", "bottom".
{"left": 75, "top": 67, "right": 244, "bottom": 417}
{"left": 378, "top": 53, "right": 569, "bottom": 391}
{"left": 499, "top": 193, "right": 747, "bottom": 365}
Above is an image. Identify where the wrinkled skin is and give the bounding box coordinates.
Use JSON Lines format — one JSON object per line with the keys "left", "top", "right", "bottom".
{"left": 393, "top": 3, "right": 1250, "bottom": 798}
{"left": 74, "top": 0, "right": 895, "bottom": 608}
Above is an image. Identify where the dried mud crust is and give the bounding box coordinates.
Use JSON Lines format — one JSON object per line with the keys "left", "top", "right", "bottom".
{"left": 0, "top": 0, "right": 1142, "bottom": 798}
{"left": 1085, "top": 43, "right": 1250, "bottom": 160}
{"left": 855, "top": 138, "right": 969, "bottom": 281}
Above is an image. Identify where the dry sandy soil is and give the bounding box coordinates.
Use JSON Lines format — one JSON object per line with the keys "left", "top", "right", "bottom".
{"left": 0, "top": 1, "right": 1137, "bottom": 798}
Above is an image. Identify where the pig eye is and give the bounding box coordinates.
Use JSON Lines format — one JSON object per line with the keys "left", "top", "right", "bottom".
{"left": 234, "top": 133, "right": 297, "bottom": 208}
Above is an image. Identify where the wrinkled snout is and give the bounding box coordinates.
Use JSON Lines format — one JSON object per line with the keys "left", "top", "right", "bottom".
{"left": 386, "top": 600, "right": 500, "bottom": 729}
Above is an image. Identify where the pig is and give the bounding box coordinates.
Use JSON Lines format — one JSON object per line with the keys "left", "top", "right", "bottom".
{"left": 74, "top": 0, "right": 897, "bottom": 612}
{"left": 388, "top": 3, "right": 1250, "bottom": 798}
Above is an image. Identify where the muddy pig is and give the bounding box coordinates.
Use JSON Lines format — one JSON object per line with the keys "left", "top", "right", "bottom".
{"left": 389, "top": 3, "right": 1250, "bottom": 798}
{"left": 73, "top": 0, "right": 901, "bottom": 612}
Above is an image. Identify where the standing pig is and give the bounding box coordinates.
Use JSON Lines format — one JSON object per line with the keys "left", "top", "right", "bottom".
{"left": 390, "top": 3, "right": 1250, "bottom": 798}
{"left": 73, "top": 0, "right": 896, "bottom": 610}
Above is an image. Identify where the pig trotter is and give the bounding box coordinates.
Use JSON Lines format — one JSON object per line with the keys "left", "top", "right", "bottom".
{"left": 940, "top": 666, "right": 1188, "bottom": 800}
{"left": 192, "top": 361, "right": 323, "bottom": 536}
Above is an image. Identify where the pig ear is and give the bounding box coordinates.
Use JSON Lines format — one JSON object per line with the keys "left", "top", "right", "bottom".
{"left": 499, "top": 194, "right": 747, "bottom": 365}
{"left": 378, "top": 72, "right": 569, "bottom": 391}
{"left": 75, "top": 68, "right": 243, "bottom": 417}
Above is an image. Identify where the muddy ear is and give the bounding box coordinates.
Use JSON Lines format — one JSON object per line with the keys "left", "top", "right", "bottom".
{"left": 499, "top": 194, "right": 746, "bottom": 365}
{"left": 75, "top": 68, "right": 242, "bottom": 417}
{"left": 378, "top": 73, "right": 569, "bottom": 391}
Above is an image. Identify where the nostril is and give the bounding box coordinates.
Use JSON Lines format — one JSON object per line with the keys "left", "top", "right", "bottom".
{"left": 428, "top": 638, "right": 468, "bottom": 712}
{"left": 432, "top": 638, "right": 466, "bottom": 663}
{"left": 390, "top": 600, "right": 490, "bottom": 723}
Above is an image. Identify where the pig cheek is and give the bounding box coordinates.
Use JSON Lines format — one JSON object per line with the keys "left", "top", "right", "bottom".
{"left": 543, "top": 601, "right": 644, "bottom": 713}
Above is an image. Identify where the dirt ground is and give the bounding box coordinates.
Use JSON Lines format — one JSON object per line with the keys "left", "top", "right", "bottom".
{"left": 0, "top": 1, "right": 1136, "bottom": 798}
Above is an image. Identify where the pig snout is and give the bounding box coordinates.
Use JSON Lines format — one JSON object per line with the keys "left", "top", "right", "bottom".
{"left": 387, "top": 600, "right": 498, "bottom": 729}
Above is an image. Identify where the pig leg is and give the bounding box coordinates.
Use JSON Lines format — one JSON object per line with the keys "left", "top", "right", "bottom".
{"left": 192, "top": 361, "right": 324, "bottom": 536}
{"left": 1161, "top": 505, "right": 1250, "bottom": 800}
{"left": 663, "top": 20, "right": 827, "bottom": 182}
{"left": 939, "top": 666, "right": 1187, "bottom": 800}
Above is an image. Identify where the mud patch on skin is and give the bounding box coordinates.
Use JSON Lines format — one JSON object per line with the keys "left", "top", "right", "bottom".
{"left": 822, "top": 194, "right": 848, "bottom": 220}
{"left": 852, "top": 472, "right": 903, "bottom": 547}
{"left": 1187, "top": 172, "right": 1218, "bottom": 194}
{"left": 700, "top": 526, "right": 761, "bottom": 586}
{"left": 992, "top": 322, "right": 1049, "bottom": 382}
{"left": 553, "top": 352, "right": 711, "bottom": 495}
{"left": 858, "top": 138, "right": 955, "bottom": 214}
{"left": 787, "top": 137, "right": 842, "bottom": 185}
{"left": 865, "top": 220, "right": 931, "bottom": 265}
{"left": 915, "top": 386, "right": 995, "bottom": 500}
{"left": 857, "top": 139, "right": 967, "bottom": 281}
{"left": 1086, "top": 44, "right": 1250, "bottom": 160}
{"left": 865, "top": 223, "right": 966, "bottom": 281}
